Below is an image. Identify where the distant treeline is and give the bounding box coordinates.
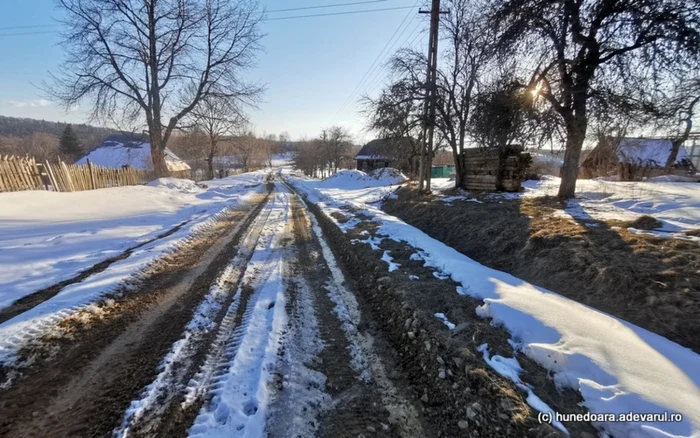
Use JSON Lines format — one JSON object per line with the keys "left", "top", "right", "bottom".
{"left": 0, "top": 115, "right": 112, "bottom": 142}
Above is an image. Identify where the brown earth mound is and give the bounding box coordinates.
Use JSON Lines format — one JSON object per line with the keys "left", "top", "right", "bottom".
{"left": 620, "top": 215, "right": 664, "bottom": 231}
{"left": 383, "top": 187, "right": 700, "bottom": 353}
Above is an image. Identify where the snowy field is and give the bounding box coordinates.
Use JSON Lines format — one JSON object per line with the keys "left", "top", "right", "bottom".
{"left": 0, "top": 172, "right": 267, "bottom": 312}
{"left": 287, "top": 169, "right": 700, "bottom": 438}
{"left": 0, "top": 172, "right": 269, "bottom": 368}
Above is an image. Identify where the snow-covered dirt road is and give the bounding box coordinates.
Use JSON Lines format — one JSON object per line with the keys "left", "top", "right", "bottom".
{"left": 0, "top": 178, "right": 428, "bottom": 437}
{"left": 287, "top": 169, "right": 700, "bottom": 438}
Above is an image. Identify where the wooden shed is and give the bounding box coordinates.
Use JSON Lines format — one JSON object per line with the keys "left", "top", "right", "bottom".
{"left": 461, "top": 146, "right": 531, "bottom": 192}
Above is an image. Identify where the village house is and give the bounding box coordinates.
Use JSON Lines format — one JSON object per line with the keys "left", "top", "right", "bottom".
{"left": 580, "top": 137, "right": 696, "bottom": 180}
{"left": 354, "top": 139, "right": 396, "bottom": 172}
{"left": 77, "top": 134, "right": 191, "bottom": 176}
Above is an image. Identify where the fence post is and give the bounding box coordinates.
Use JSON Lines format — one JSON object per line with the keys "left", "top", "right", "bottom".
{"left": 44, "top": 161, "right": 60, "bottom": 191}
{"left": 60, "top": 161, "right": 75, "bottom": 192}
{"left": 87, "top": 159, "right": 97, "bottom": 190}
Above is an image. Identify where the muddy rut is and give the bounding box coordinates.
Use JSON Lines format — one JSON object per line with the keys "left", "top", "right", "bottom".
{"left": 0, "top": 187, "right": 272, "bottom": 437}
{"left": 0, "top": 182, "right": 427, "bottom": 438}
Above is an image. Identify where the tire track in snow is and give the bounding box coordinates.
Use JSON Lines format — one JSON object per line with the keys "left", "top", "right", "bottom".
{"left": 0, "top": 188, "right": 272, "bottom": 438}
{"left": 0, "top": 191, "right": 262, "bottom": 376}
{"left": 185, "top": 186, "right": 293, "bottom": 437}
{"left": 114, "top": 195, "right": 276, "bottom": 437}
{"left": 284, "top": 180, "right": 424, "bottom": 437}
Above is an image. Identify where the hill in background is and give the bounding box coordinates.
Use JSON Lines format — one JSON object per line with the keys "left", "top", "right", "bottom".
{"left": 0, "top": 115, "right": 113, "bottom": 146}
{"left": 0, "top": 115, "right": 117, "bottom": 162}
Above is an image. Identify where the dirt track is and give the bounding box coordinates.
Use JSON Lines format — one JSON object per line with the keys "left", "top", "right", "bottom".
{"left": 0, "top": 180, "right": 428, "bottom": 437}
{"left": 0, "top": 178, "right": 589, "bottom": 437}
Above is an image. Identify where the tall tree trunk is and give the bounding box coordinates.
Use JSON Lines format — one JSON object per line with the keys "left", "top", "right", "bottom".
{"left": 147, "top": 2, "right": 169, "bottom": 179}
{"left": 149, "top": 130, "right": 169, "bottom": 178}
{"left": 207, "top": 155, "right": 215, "bottom": 180}
{"left": 558, "top": 116, "right": 586, "bottom": 198}
{"left": 666, "top": 98, "right": 697, "bottom": 168}
{"left": 208, "top": 137, "right": 216, "bottom": 180}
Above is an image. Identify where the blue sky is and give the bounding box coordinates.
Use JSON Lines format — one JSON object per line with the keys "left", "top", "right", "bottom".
{"left": 0, "top": 0, "right": 427, "bottom": 143}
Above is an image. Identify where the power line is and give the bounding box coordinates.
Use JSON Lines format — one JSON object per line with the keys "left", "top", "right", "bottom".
{"left": 0, "top": 5, "right": 417, "bottom": 37}
{"left": 266, "top": 5, "right": 415, "bottom": 21}
{"left": 334, "top": 17, "right": 418, "bottom": 122}
{"left": 330, "top": 0, "right": 420, "bottom": 122}
{"left": 350, "top": 16, "right": 421, "bottom": 99}
{"left": 334, "top": 4, "right": 425, "bottom": 124}
{"left": 267, "top": 0, "right": 386, "bottom": 13}
{"left": 361, "top": 18, "right": 424, "bottom": 98}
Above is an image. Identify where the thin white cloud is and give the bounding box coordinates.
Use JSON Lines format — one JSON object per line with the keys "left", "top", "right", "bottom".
{"left": 7, "top": 99, "right": 53, "bottom": 108}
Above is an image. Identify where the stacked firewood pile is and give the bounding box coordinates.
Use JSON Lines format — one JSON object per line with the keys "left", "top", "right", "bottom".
{"left": 462, "top": 146, "right": 531, "bottom": 192}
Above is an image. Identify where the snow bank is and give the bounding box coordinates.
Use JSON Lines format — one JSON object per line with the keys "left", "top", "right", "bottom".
{"left": 647, "top": 175, "right": 700, "bottom": 183}
{"left": 369, "top": 168, "right": 408, "bottom": 185}
{"left": 147, "top": 177, "right": 201, "bottom": 193}
{"left": 617, "top": 138, "right": 688, "bottom": 166}
{"left": 287, "top": 173, "right": 700, "bottom": 438}
{"left": 317, "top": 168, "right": 406, "bottom": 190}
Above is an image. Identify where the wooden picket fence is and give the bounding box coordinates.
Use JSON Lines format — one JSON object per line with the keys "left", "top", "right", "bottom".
{"left": 0, "top": 155, "right": 150, "bottom": 193}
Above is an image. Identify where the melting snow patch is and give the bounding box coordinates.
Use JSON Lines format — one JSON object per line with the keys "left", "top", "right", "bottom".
{"left": 381, "top": 251, "right": 400, "bottom": 272}
{"left": 358, "top": 236, "right": 383, "bottom": 250}
{"left": 628, "top": 227, "right": 700, "bottom": 243}
{"left": 434, "top": 313, "right": 455, "bottom": 330}
{"left": 478, "top": 344, "right": 568, "bottom": 434}
{"left": 409, "top": 252, "right": 425, "bottom": 261}
{"left": 433, "top": 271, "right": 449, "bottom": 280}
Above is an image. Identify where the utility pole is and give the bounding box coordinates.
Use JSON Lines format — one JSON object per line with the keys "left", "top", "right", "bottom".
{"left": 418, "top": 0, "right": 448, "bottom": 192}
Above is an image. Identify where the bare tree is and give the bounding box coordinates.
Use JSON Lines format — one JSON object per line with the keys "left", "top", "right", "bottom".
{"left": 49, "top": 0, "right": 264, "bottom": 177}
{"left": 320, "top": 126, "right": 352, "bottom": 174}
{"left": 294, "top": 138, "right": 324, "bottom": 177}
{"left": 434, "top": 0, "right": 495, "bottom": 188}
{"left": 20, "top": 133, "right": 61, "bottom": 162}
{"left": 232, "top": 130, "right": 261, "bottom": 172}
{"left": 263, "top": 133, "right": 279, "bottom": 167}
{"left": 494, "top": 0, "right": 700, "bottom": 198}
{"left": 469, "top": 69, "right": 562, "bottom": 152}
{"left": 368, "top": 0, "right": 494, "bottom": 188}
{"left": 364, "top": 80, "right": 424, "bottom": 175}
{"left": 188, "top": 97, "right": 245, "bottom": 179}
{"left": 167, "top": 128, "right": 209, "bottom": 161}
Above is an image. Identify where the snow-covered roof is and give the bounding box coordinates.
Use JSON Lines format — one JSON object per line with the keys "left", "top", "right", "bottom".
{"left": 355, "top": 154, "right": 389, "bottom": 160}
{"left": 354, "top": 138, "right": 411, "bottom": 161}
{"left": 617, "top": 138, "right": 688, "bottom": 166}
{"left": 77, "top": 135, "right": 191, "bottom": 172}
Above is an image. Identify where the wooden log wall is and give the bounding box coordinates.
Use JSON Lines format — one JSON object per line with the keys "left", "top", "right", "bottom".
{"left": 0, "top": 155, "right": 150, "bottom": 193}
{"left": 461, "top": 147, "right": 531, "bottom": 192}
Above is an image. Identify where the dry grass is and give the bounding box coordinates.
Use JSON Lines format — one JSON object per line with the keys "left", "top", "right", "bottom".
{"left": 383, "top": 187, "right": 700, "bottom": 353}
{"left": 615, "top": 215, "right": 664, "bottom": 231}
